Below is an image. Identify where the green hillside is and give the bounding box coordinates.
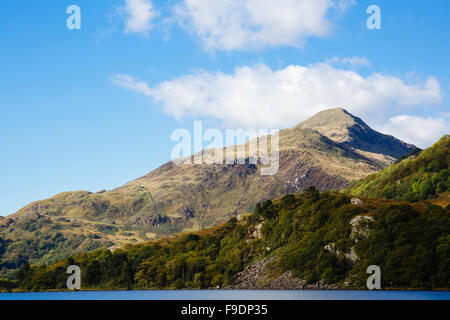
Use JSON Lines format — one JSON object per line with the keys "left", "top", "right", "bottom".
{"left": 349, "top": 135, "right": 449, "bottom": 202}
{"left": 5, "top": 191, "right": 448, "bottom": 292}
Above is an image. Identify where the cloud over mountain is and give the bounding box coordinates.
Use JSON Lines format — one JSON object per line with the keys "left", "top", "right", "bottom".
{"left": 379, "top": 115, "right": 449, "bottom": 149}
{"left": 110, "top": 61, "right": 444, "bottom": 146}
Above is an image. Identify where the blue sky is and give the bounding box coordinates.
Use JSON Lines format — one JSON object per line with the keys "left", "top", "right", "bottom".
{"left": 0, "top": 0, "right": 449, "bottom": 216}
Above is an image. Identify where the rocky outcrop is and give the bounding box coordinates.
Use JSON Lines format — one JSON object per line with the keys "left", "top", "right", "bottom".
{"left": 350, "top": 215, "right": 374, "bottom": 241}
{"left": 130, "top": 213, "right": 169, "bottom": 227}
{"left": 324, "top": 242, "right": 358, "bottom": 265}
{"left": 229, "top": 257, "right": 339, "bottom": 290}
{"left": 351, "top": 198, "right": 363, "bottom": 205}
{"left": 252, "top": 223, "right": 263, "bottom": 239}
{"left": 229, "top": 257, "right": 274, "bottom": 289}
{"left": 323, "top": 214, "right": 374, "bottom": 265}
{"left": 0, "top": 218, "right": 14, "bottom": 228}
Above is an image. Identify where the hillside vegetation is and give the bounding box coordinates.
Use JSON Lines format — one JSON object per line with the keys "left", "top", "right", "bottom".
{"left": 349, "top": 135, "right": 449, "bottom": 202}
{"left": 5, "top": 190, "right": 448, "bottom": 292}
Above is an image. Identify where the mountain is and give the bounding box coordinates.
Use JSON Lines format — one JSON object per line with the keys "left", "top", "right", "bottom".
{"left": 0, "top": 108, "right": 416, "bottom": 278}
{"left": 297, "top": 108, "right": 415, "bottom": 166}
{"left": 349, "top": 134, "right": 449, "bottom": 204}
{"left": 6, "top": 191, "right": 449, "bottom": 291}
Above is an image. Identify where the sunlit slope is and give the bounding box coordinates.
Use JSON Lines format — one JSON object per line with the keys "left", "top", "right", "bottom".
{"left": 349, "top": 135, "right": 449, "bottom": 205}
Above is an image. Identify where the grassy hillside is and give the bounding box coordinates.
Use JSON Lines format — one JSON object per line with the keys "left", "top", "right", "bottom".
{"left": 6, "top": 191, "right": 448, "bottom": 292}
{"left": 349, "top": 135, "right": 449, "bottom": 202}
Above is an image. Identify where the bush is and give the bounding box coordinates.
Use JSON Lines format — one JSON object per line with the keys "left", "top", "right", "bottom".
{"left": 95, "top": 224, "right": 118, "bottom": 235}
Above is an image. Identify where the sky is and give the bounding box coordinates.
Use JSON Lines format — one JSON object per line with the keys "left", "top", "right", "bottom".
{"left": 0, "top": 0, "right": 449, "bottom": 216}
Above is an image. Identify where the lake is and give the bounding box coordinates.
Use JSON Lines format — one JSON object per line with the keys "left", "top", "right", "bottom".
{"left": 0, "top": 290, "right": 449, "bottom": 300}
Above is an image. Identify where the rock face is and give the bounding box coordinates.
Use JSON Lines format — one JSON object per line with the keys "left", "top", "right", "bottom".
{"left": 252, "top": 223, "right": 263, "bottom": 239}
{"left": 351, "top": 198, "right": 364, "bottom": 205}
{"left": 130, "top": 213, "right": 169, "bottom": 227}
{"left": 323, "top": 213, "right": 374, "bottom": 266}
{"left": 350, "top": 215, "right": 374, "bottom": 241}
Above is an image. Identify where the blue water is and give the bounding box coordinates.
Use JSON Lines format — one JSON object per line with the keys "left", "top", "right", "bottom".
{"left": 0, "top": 290, "right": 449, "bottom": 300}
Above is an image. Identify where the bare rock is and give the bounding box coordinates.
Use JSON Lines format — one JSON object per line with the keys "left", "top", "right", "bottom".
{"left": 351, "top": 198, "right": 364, "bottom": 205}
{"left": 350, "top": 215, "right": 374, "bottom": 241}
{"left": 229, "top": 256, "right": 339, "bottom": 290}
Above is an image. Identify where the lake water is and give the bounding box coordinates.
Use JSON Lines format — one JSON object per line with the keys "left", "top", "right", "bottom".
{"left": 0, "top": 290, "right": 449, "bottom": 300}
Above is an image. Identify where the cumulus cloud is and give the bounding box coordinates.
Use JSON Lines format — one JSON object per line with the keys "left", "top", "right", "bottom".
{"left": 379, "top": 115, "right": 448, "bottom": 148}
{"left": 173, "top": 0, "right": 356, "bottom": 50}
{"left": 110, "top": 62, "right": 442, "bottom": 141}
{"left": 122, "top": 0, "right": 158, "bottom": 35}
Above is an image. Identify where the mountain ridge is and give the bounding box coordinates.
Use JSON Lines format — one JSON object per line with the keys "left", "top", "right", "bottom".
{"left": 298, "top": 108, "right": 415, "bottom": 165}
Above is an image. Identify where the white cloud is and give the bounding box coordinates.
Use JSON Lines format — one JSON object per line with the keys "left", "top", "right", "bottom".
{"left": 110, "top": 62, "right": 442, "bottom": 138}
{"left": 327, "top": 56, "right": 371, "bottom": 68}
{"left": 173, "top": 0, "right": 355, "bottom": 51}
{"left": 109, "top": 74, "right": 153, "bottom": 95}
{"left": 122, "top": 0, "right": 158, "bottom": 35}
{"left": 334, "top": 0, "right": 356, "bottom": 13}
{"left": 379, "top": 115, "right": 448, "bottom": 148}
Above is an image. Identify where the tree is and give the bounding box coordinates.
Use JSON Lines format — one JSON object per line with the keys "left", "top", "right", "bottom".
{"left": 16, "top": 264, "right": 31, "bottom": 289}
{"left": 304, "top": 186, "right": 319, "bottom": 199}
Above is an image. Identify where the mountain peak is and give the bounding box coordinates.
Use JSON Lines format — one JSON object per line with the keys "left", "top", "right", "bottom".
{"left": 298, "top": 108, "right": 415, "bottom": 160}
{"left": 297, "top": 108, "right": 366, "bottom": 142}
{"left": 303, "top": 107, "right": 357, "bottom": 122}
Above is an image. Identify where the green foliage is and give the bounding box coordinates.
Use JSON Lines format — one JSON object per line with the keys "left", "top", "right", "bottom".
{"left": 394, "top": 147, "right": 422, "bottom": 164}
{"left": 95, "top": 224, "right": 119, "bottom": 235}
{"left": 0, "top": 278, "right": 16, "bottom": 291}
{"left": 15, "top": 215, "right": 267, "bottom": 291}
{"left": 349, "top": 135, "right": 450, "bottom": 201}
{"left": 353, "top": 204, "right": 450, "bottom": 288}
{"left": 303, "top": 186, "right": 320, "bottom": 200}
{"left": 0, "top": 218, "right": 111, "bottom": 279}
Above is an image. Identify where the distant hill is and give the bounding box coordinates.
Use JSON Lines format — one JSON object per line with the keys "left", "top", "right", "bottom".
{"left": 349, "top": 135, "right": 449, "bottom": 203}
{"left": 0, "top": 108, "right": 416, "bottom": 278}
